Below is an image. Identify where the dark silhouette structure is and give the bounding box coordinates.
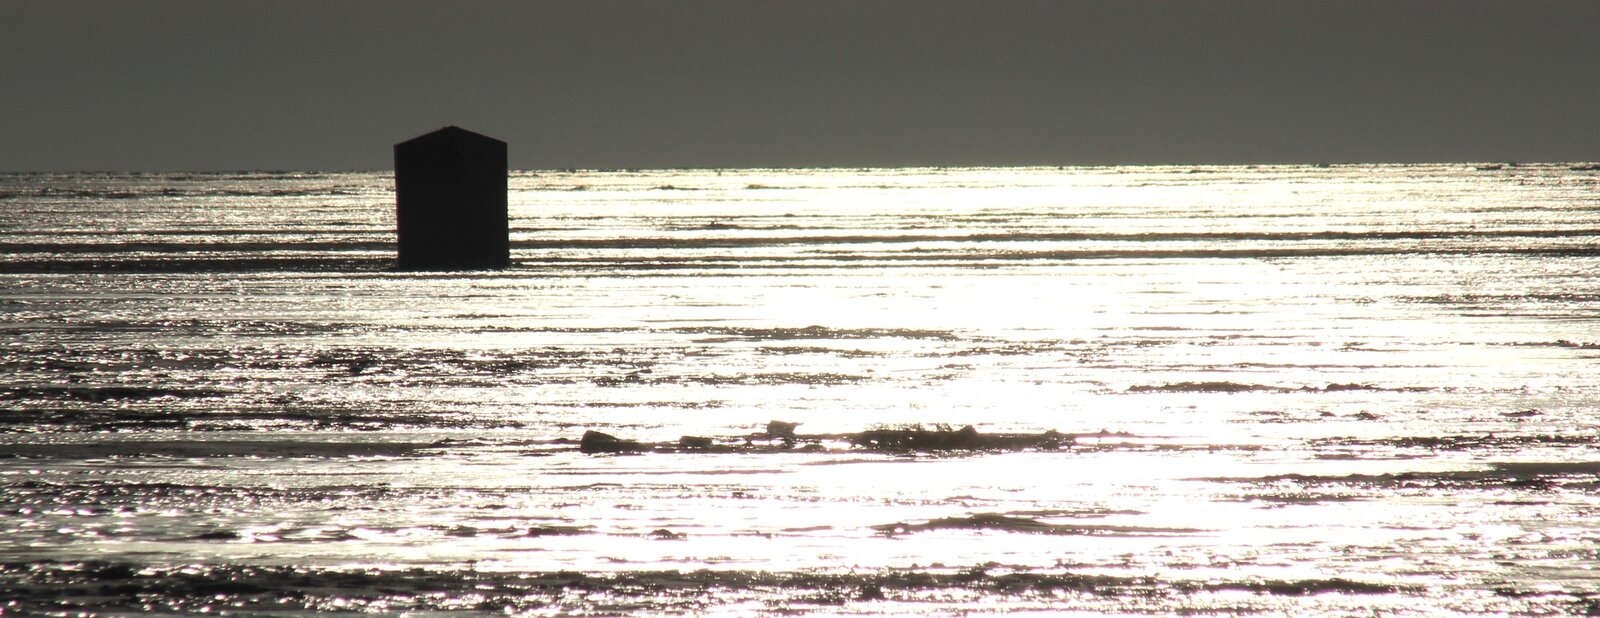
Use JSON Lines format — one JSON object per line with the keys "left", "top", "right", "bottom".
{"left": 394, "top": 126, "right": 509, "bottom": 270}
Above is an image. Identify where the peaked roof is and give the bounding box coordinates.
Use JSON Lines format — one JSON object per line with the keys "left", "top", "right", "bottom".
{"left": 396, "top": 126, "right": 506, "bottom": 149}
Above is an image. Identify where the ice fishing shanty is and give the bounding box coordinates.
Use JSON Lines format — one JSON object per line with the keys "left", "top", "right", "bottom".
{"left": 393, "top": 126, "right": 509, "bottom": 270}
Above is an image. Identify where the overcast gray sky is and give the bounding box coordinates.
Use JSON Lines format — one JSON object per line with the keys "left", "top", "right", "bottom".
{"left": 2, "top": 0, "right": 1596, "bottom": 171}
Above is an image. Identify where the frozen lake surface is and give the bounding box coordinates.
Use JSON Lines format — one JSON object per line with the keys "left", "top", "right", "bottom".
{"left": 2, "top": 165, "right": 1600, "bottom": 614}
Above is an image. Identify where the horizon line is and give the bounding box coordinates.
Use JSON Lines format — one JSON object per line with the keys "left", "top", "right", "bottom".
{"left": 4, "top": 160, "right": 1597, "bottom": 176}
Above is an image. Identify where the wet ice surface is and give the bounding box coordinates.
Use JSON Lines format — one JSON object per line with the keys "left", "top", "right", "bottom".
{"left": 2, "top": 165, "right": 1600, "bottom": 614}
